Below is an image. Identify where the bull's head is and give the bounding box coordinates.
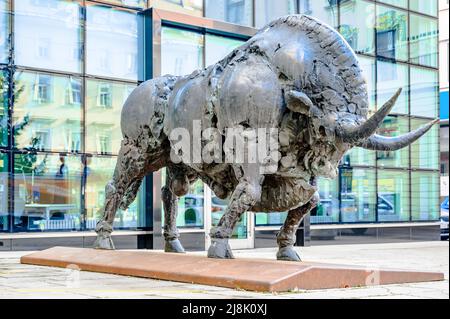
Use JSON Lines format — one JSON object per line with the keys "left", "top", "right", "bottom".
{"left": 254, "top": 15, "right": 437, "bottom": 177}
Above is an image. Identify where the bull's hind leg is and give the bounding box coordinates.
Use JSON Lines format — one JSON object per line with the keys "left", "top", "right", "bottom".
{"left": 162, "top": 167, "right": 188, "bottom": 253}
{"left": 276, "top": 193, "right": 319, "bottom": 261}
{"left": 208, "top": 166, "right": 263, "bottom": 259}
{"left": 94, "top": 138, "right": 158, "bottom": 250}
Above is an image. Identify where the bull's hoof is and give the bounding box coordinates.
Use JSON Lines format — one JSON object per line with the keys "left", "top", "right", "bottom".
{"left": 277, "top": 246, "right": 301, "bottom": 262}
{"left": 164, "top": 239, "right": 185, "bottom": 253}
{"left": 207, "top": 238, "right": 234, "bottom": 259}
{"left": 93, "top": 233, "right": 115, "bottom": 250}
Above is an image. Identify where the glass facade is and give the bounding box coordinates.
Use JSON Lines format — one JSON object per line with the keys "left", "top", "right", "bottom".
{"left": 0, "top": 0, "right": 440, "bottom": 236}
{"left": 1, "top": 1, "right": 145, "bottom": 232}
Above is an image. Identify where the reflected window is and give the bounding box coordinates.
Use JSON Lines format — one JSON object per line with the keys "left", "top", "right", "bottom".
{"left": 411, "top": 172, "right": 439, "bottom": 221}
{"left": 0, "top": 0, "right": 9, "bottom": 63}
{"left": 205, "top": 0, "right": 253, "bottom": 27}
{"left": 339, "top": 0, "right": 375, "bottom": 55}
{"left": 254, "top": 0, "right": 297, "bottom": 28}
{"left": 13, "top": 153, "right": 82, "bottom": 231}
{"left": 310, "top": 178, "right": 339, "bottom": 224}
{"left": 86, "top": 80, "right": 136, "bottom": 155}
{"left": 298, "top": 0, "right": 338, "bottom": 28}
{"left": 85, "top": 156, "right": 144, "bottom": 229}
{"left": 205, "top": 34, "right": 244, "bottom": 66}
{"left": 410, "top": 14, "right": 438, "bottom": 67}
{"left": 86, "top": 5, "right": 139, "bottom": 80}
{"left": 377, "top": 60, "right": 409, "bottom": 114}
{"left": 377, "top": 170, "right": 410, "bottom": 222}
{"left": 410, "top": 66, "right": 438, "bottom": 118}
{"left": 13, "top": 72, "right": 82, "bottom": 153}
{"left": 162, "top": 27, "right": 204, "bottom": 76}
{"left": 376, "top": 116, "right": 409, "bottom": 168}
{"left": 411, "top": 118, "right": 439, "bottom": 170}
{"left": 340, "top": 168, "right": 376, "bottom": 223}
{"left": 0, "top": 151, "right": 7, "bottom": 231}
{"left": 376, "top": 5, "right": 408, "bottom": 61}
{"left": 14, "top": 0, "right": 82, "bottom": 73}
{"left": 65, "top": 78, "right": 81, "bottom": 105}
{"left": 151, "top": 0, "right": 203, "bottom": 16}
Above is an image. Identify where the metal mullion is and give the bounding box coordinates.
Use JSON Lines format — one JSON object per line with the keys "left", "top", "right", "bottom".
{"left": 7, "top": 0, "right": 15, "bottom": 233}
{"left": 374, "top": 1, "right": 379, "bottom": 224}
{"left": 407, "top": 4, "right": 412, "bottom": 223}
{"left": 80, "top": 0, "right": 87, "bottom": 231}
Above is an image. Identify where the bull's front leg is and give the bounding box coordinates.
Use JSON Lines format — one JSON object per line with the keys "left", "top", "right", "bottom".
{"left": 208, "top": 175, "right": 262, "bottom": 259}
{"left": 276, "top": 193, "right": 319, "bottom": 261}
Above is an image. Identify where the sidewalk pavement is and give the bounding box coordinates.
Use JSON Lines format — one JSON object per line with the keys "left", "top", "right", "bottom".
{"left": 0, "top": 241, "right": 448, "bottom": 299}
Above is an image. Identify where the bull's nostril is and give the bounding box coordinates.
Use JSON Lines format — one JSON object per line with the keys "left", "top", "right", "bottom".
{"left": 319, "top": 126, "right": 326, "bottom": 137}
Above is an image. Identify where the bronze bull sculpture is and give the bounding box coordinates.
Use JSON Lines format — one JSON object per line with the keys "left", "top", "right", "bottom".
{"left": 94, "top": 15, "right": 437, "bottom": 261}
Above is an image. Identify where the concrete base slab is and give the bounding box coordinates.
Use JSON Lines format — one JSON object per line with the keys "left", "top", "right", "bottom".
{"left": 20, "top": 247, "right": 444, "bottom": 292}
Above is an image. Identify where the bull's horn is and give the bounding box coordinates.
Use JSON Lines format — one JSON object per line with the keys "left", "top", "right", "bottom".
{"left": 356, "top": 119, "right": 439, "bottom": 151}
{"left": 337, "top": 88, "right": 402, "bottom": 143}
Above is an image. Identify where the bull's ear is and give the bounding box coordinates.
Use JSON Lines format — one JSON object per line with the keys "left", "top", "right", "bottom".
{"left": 285, "top": 90, "right": 314, "bottom": 115}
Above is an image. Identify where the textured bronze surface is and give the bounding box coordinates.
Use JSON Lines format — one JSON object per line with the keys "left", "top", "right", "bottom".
{"left": 21, "top": 247, "right": 444, "bottom": 292}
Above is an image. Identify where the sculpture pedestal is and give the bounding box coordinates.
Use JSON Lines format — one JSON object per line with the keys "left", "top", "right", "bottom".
{"left": 21, "top": 247, "right": 444, "bottom": 292}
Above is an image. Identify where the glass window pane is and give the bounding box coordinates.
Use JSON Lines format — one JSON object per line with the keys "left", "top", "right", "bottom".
{"left": 410, "top": 14, "right": 438, "bottom": 67}
{"left": 13, "top": 153, "right": 82, "bottom": 231}
{"left": 0, "top": 0, "right": 9, "bottom": 63}
{"left": 358, "top": 55, "right": 376, "bottom": 110}
{"left": 254, "top": 0, "right": 297, "bottom": 28}
{"left": 13, "top": 71, "right": 82, "bottom": 153}
{"left": 86, "top": 80, "right": 136, "bottom": 155}
{"left": 377, "top": 169, "right": 410, "bottom": 222}
{"left": 341, "top": 168, "right": 376, "bottom": 223}
{"left": 298, "top": 0, "right": 338, "bottom": 28}
{"left": 85, "top": 156, "right": 144, "bottom": 229}
{"left": 376, "top": 5, "right": 408, "bottom": 61}
{"left": 205, "top": 0, "right": 253, "bottom": 27}
{"left": 205, "top": 34, "right": 244, "bottom": 66}
{"left": 378, "top": 0, "right": 407, "bottom": 8}
{"left": 211, "top": 192, "right": 248, "bottom": 238}
{"left": 299, "top": 0, "right": 338, "bottom": 28}
{"left": 14, "top": 0, "right": 82, "bottom": 73}
{"left": 161, "top": 27, "right": 204, "bottom": 76}
{"left": 343, "top": 147, "right": 376, "bottom": 167}
{"left": 0, "top": 69, "right": 8, "bottom": 147}
{"left": 0, "top": 151, "right": 8, "bottom": 231}
{"left": 255, "top": 211, "right": 287, "bottom": 226}
{"left": 410, "top": 66, "right": 438, "bottom": 118}
{"left": 340, "top": 0, "right": 375, "bottom": 55}
{"left": 410, "top": 0, "right": 438, "bottom": 16}
{"left": 377, "top": 60, "right": 409, "bottom": 114}
{"left": 411, "top": 171, "right": 439, "bottom": 221}
{"left": 376, "top": 116, "right": 409, "bottom": 168}
{"left": 161, "top": 169, "right": 205, "bottom": 229}
{"left": 151, "top": 0, "right": 203, "bottom": 16}
{"left": 310, "top": 178, "right": 339, "bottom": 224}
{"left": 96, "top": 0, "right": 146, "bottom": 8}
{"left": 86, "top": 5, "right": 139, "bottom": 80}
{"left": 411, "top": 118, "right": 439, "bottom": 169}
